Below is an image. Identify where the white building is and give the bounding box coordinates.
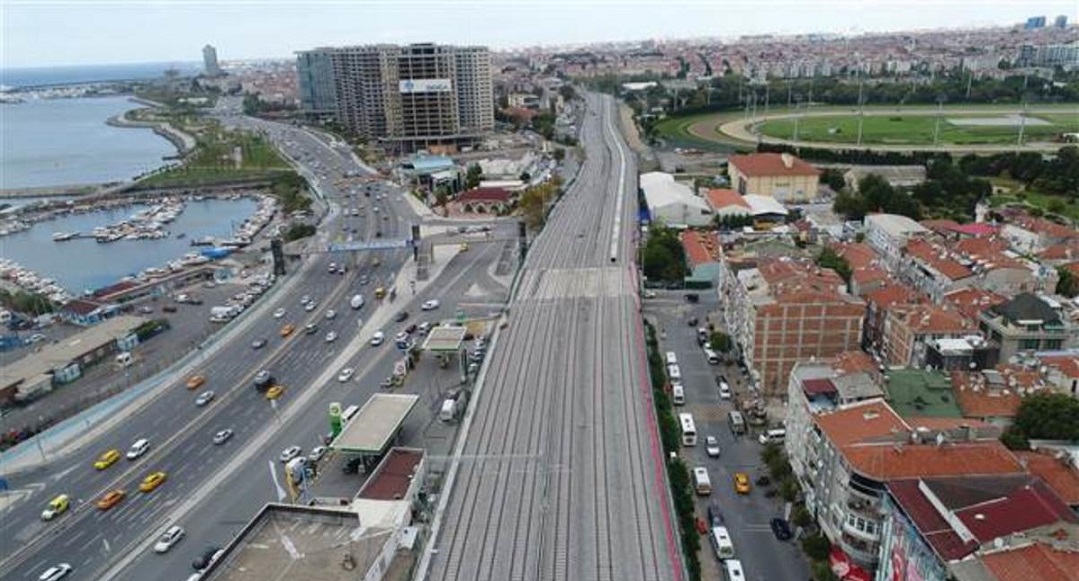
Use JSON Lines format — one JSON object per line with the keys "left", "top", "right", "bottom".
{"left": 640, "top": 172, "right": 713, "bottom": 228}
{"left": 863, "top": 213, "right": 929, "bottom": 271}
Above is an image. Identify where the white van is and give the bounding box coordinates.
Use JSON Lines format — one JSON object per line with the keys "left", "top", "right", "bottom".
{"left": 672, "top": 384, "right": 685, "bottom": 406}
{"left": 758, "top": 428, "right": 787, "bottom": 445}
{"left": 704, "top": 348, "right": 720, "bottom": 365}
{"left": 723, "top": 559, "right": 745, "bottom": 581}
{"left": 665, "top": 351, "right": 678, "bottom": 365}
{"left": 116, "top": 352, "right": 133, "bottom": 368}
{"left": 719, "top": 381, "right": 732, "bottom": 400}
{"left": 692, "top": 467, "right": 712, "bottom": 496}
{"left": 126, "top": 438, "right": 150, "bottom": 460}
{"left": 711, "top": 526, "right": 735, "bottom": 560}
{"left": 667, "top": 364, "right": 682, "bottom": 382}
{"left": 728, "top": 411, "right": 746, "bottom": 435}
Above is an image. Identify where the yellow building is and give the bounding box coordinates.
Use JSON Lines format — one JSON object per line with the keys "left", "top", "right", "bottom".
{"left": 728, "top": 153, "right": 820, "bottom": 203}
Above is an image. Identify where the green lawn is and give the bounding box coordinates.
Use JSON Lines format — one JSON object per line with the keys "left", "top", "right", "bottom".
{"left": 758, "top": 113, "right": 1079, "bottom": 145}
{"left": 989, "top": 177, "right": 1079, "bottom": 223}
{"left": 138, "top": 123, "right": 292, "bottom": 188}
{"left": 653, "top": 112, "right": 745, "bottom": 151}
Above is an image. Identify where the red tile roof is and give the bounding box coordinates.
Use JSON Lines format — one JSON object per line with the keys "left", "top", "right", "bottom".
{"left": 831, "top": 242, "right": 880, "bottom": 270}
{"left": 843, "top": 441, "right": 1024, "bottom": 481}
{"left": 815, "top": 400, "right": 909, "bottom": 447}
{"left": 833, "top": 351, "right": 880, "bottom": 376}
{"left": 851, "top": 266, "right": 889, "bottom": 287}
{"left": 802, "top": 378, "right": 837, "bottom": 396}
{"left": 905, "top": 239, "right": 973, "bottom": 281}
{"left": 357, "top": 448, "right": 423, "bottom": 500}
{"left": 943, "top": 288, "right": 1007, "bottom": 321}
{"left": 458, "top": 187, "right": 511, "bottom": 203}
{"left": 980, "top": 543, "right": 1079, "bottom": 581}
{"left": 865, "top": 284, "right": 924, "bottom": 308}
{"left": 92, "top": 279, "right": 139, "bottom": 298}
{"left": 62, "top": 298, "right": 105, "bottom": 316}
{"left": 1017, "top": 451, "right": 1079, "bottom": 506}
{"left": 890, "top": 304, "right": 977, "bottom": 334}
{"left": 951, "top": 371, "right": 1023, "bottom": 419}
{"left": 728, "top": 153, "right": 820, "bottom": 178}
{"left": 1038, "top": 242, "right": 1079, "bottom": 262}
{"left": 955, "top": 479, "right": 1078, "bottom": 543}
{"left": 1041, "top": 355, "right": 1079, "bottom": 380}
{"left": 704, "top": 188, "right": 749, "bottom": 210}
{"left": 952, "top": 223, "right": 998, "bottom": 237}
{"left": 681, "top": 230, "right": 719, "bottom": 267}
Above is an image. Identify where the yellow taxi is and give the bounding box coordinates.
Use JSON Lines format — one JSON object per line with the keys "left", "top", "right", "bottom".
{"left": 265, "top": 385, "right": 285, "bottom": 400}
{"left": 280, "top": 323, "right": 296, "bottom": 337}
{"left": 94, "top": 449, "right": 121, "bottom": 470}
{"left": 734, "top": 472, "right": 751, "bottom": 495}
{"left": 459, "top": 242, "right": 470, "bottom": 252}
{"left": 96, "top": 489, "right": 126, "bottom": 510}
{"left": 186, "top": 374, "right": 206, "bottom": 390}
{"left": 41, "top": 494, "right": 70, "bottom": 521}
{"left": 374, "top": 287, "right": 386, "bottom": 299}
{"left": 139, "top": 471, "right": 168, "bottom": 493}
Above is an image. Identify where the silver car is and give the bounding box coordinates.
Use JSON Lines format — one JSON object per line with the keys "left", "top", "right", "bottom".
{"left": 153, "top": 525, "right": 185, "bottom": 553}
{"left": 195, "top": 391, "right": 215, "bottom": 406}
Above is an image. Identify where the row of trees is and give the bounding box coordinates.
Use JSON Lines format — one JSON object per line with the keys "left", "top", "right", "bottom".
{"left": 0, "top": 289, "right": 55, "bottom": 316}
{"left": 1002, "top": 392, "right": 1079, "bottom": 450}
{"left": 642, "top": 225, "right": 690, "bottom": 283}
{"left": 270, "top": 172, "right": 312, "bottom": 214}
{"left": 957, "top": 147, "right": 1079, "bottom": 198}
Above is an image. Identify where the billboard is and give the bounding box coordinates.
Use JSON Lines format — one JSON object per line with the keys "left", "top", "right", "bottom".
{"left": 399, "top": 79, "right": 452, "bottom": 93}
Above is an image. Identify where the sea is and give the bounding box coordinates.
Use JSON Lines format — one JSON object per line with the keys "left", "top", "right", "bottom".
{"left": 0, "top": 62, "right": 261, "bottom": 295}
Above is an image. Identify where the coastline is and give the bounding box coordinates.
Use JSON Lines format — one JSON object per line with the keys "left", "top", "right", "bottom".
{"left": 105, "top": 101, "right": 195, "bottom": 156}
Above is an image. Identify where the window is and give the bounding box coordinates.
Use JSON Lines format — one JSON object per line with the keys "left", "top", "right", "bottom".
{"left": 1019, "top": 339, "right": 1041, "bottom": 350}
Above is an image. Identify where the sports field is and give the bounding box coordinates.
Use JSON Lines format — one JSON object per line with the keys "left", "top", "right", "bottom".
{"left": 756, "top": 112, "right": 1079, "bottom": 145}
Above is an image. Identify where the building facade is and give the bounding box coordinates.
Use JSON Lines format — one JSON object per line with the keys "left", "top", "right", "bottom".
{"left": 203, "top": 44, "right": 222, "bottom": 77}
{"left": 727, "top": 153, "right": 820, "bottom": 202}
{"left": 296, "top": 43, "right": 494, "bottom": 151}
{"left": 979, "top": 293, "right": 1076, "bottom": 361}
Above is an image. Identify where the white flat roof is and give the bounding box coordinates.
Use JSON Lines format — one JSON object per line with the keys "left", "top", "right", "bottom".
{"left": 640, "top": 172, "right": 710, "bottom": 212}
{"left": 743, "top": 194, "right": 789, "bottom": 216}
{"left": 332, "top": 394, "right": 419, "bottom": 454}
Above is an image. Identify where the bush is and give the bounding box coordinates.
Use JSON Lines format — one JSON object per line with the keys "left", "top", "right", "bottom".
{"left": 284, "top": 223, "right": 316, "bottom": 241}
{"left": 792, "top": 505, "right": 813, "bottom": 528}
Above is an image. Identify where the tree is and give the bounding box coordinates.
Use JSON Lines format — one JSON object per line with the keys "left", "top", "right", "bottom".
{"left": 801, "top": 534, "right": 832, "bottom": 562}
{"left": 820, "top": 167, "right": 847, "bottom": 191}
{"left": 816, "top": 247, "right": 853, "bottom": 287}
{"left": 642, "top": 225, "right": 689, "bottom": 283}
{"left": 1057, "top": 267, "right": 1079, "bottom": 298}
{"left": 1010, "top": 392, "right": 1079, "bottom": 442}
{"left": 283, "top": 223, "right": 316, "bottom": 241}
{"left": 465, "top": 164, "right": 483, "bottom": 189}
{"left": 791, "top": 505, "right": 813, "bottom": 528}
{"left": 709, "top": 332, "right": 732, "bottom": 353}
{"left": 552, "top": 148, "right": 565, "bottom": 162}
{"left": 434, "top": 186, "right": 450, "bottom": 216}
{"left": 519, "top": 171, "right": 532, "bottom": 182}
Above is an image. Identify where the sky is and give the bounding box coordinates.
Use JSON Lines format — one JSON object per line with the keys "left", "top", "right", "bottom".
{"left": 1, "top": 0, "right": 1076, "bottom": 68}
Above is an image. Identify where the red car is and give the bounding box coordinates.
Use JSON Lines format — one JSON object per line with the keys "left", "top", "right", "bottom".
{"left": 695, "top": 517, "right": 709, "bottom": 535}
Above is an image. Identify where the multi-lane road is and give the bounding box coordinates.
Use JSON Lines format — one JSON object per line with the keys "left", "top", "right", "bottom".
{"left": 423, "top": 93, "right": 680, "bottom": 580}
{"left": 0, "top": 104, "right": 478, "bottom": 581}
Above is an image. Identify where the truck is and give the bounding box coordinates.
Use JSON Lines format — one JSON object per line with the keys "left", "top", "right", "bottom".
{"left": 350, "top": 294, "right": 365, "bottom": 310}
{"left": 209, "top": 306, "right": 238, "bottom": 323}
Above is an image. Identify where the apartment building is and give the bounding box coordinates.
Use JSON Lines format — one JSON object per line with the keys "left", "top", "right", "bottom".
{"left": 979, "top": 293, "right": 1076, "bottom": 361}
{"left": 881, "top": 304, "right": 979, "bottom": 368}
{"left": 296, "top": 43, "right": 494, "bottom": 150}
{"left": 727, "top": 153, "right": 820, "bottom": 203}
{"left": 864, "top": 214, "right": 929, "bottom": 272}
{"left": 719, "top": 258, "right": 865, "bottom": 395}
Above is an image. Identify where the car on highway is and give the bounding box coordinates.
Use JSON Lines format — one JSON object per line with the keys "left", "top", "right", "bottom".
{"left": 459, "top": 242, "right": 469, "bottom": 252}
{"left": 309, "top": 446, "right": 328, "bottom": 462}
{"left": 265, "top": 385, "right": 285, "bottom": 400}
{"left": 300, "top": 295, "right": 311, "bottom": 305}
{"left": 41, "top": 494, "right": 70, "bottom": 521}
{"left": 139, "top": 471, "right": 168, "bottom": 492}
{"left": 96, "top": 489, "right": 126, "bottom": 510}
{"left": 380, "top": 376, "right": 394, "bottom": 389}
{"left": 325, "top": 309, "right": 336, "bottom": 320}
{"left": 705, "top": 436, "right": 721, "bottom": 458}
{"left": 280, "top": 323, "right": 296, "bottom": 337}
{"left": 195, "top": 390, "right": 215, "bottom": 406}
{"left": 212, "top": 429, "right": 234, "bottom": 445}
{"left": 273, "top": 308, "right": 286, "bottom": 319}
{"left": 370, "top": 331, "right": 385, "bottom": 346}
{"left": 394, "top": 311, "right": 409, "bottom": 322}
{"left": 94, "top": 449, "right": 122, "bottom": 470}
{"left": 126, "top": 438, "right": 151, "bottom": 460}
{"left": 254, "top": 370, "right": 274, "bottom": 390}
{"left": 186, "top": 374, "right": 206, "bottom": 390}
{"left": 280, "top": 446, "right": 303, "bottom": 463}
{"left": 304, "top": 300, "right": 317, "bottom": 312}
{"left": 37, "top": 563, "right": 72, "bottom": 581}
{"left": 421, "top": 299, "right": 440, "bottom": 311}
{"left": 395, "top": 331, "right": 409, "bottom": 343}
{"left": 304, "top": 322, "right": 319, "bottom": 335}
{"left": 417, "top": 321, "right": 432, "bottom": 335}
{"left": 192, "top": 546, "right": 222, "bottom": 572}
{"left": 770, "top": 517, "right": 793, "bottom": 541}
{"left": 153, "top": 525, "right": 186, "bottom": 553}
{"left": 734, "top": 472, "right": 751, "bottom": 495}
{"left": 338, "top": 368, "right": 354, "bottom": 382}
{"left": 325, "top": 331, "right": 338, "bottom": 343}
{"left": 359, "top": 274, "right": 369, "bottom": 286}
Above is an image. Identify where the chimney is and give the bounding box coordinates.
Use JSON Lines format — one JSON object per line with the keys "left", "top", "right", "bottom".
{"left": 781, "top": 153, "right": 794, "bottom": 169}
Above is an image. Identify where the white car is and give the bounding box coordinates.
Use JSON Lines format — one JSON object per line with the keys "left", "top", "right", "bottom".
{"left": 395, "top": 331, "right": 409, "bottom": 343}
{"left": 371, "top": 331, "right": 385, "bottom": 346}
{"left": 300, "top": 295, "right": 311, "bottom": 305}
{"left": 706, "top": 436, "right": 721, "bottom": 458}
{"left": 273, "top": 308, "right": 286, "bottom": 319}
{"left": 38, "top": 564, "right": 72, "bottom": 581}
{"left": 126, "top": 438, "right": 150, "bottom": 460}
{"left": 325, "top": 331, "right": 338, "bottom": 343}
{"left": 308, "top": 446, "right": 328, "bottom": 462}
{"left": 153, "top": 525, "right": 186, "bottom": 553}
{"left": 325, "top": 309, "right": 336, "bottom": 320}
{"left": 338, "top": 368, "right": 354, "bottom": 382}
{"left": 304, "top": 301, "right": 317, "bottom": 312}
{"left": 279, "top": 446, "right": 303, "bottom": 463}
{"left": 421, "top": 299, "right": 440, "bottom": 311}
{"left": 212, "top": 429, "right": 234, "bottom": 445}
{"left": 195, "top": 391, "right": 215, "bottom": 406}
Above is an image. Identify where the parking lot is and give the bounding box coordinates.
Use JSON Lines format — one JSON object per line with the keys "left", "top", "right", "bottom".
{"left": 644, "top": 289, "right": 810, "bottom": 581}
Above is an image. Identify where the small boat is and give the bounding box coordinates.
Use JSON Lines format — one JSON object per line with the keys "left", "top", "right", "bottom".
{"left": 176, "top": 233, "right": 186, "bottom": 239}
{"left": 52, "top": 231, "right": 78, "bottom": 241}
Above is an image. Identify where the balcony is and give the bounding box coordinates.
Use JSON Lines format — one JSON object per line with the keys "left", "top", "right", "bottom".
{"left": 838, "top": 534, "right": 880, "bottom": 569}
{"left": 842, "top": 511, "right": 882, "bottom": 544}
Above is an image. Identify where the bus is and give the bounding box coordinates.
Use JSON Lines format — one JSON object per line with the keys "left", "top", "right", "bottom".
{"left": 679, "top": 413, "right": 697, "bottom": 446}
{"left": 711, "top": 526, "right": 735, "bottom": 560}
{"left": 723, "top": 559, "right": 745, "bottom": 581}
{"left": 342, "top": 405, "right": 360, "bottom": 424}
{"left": 692, "top": 467, "right": 712, "bottom": 496}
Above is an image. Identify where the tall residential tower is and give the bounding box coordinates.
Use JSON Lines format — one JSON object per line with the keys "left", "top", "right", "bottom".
{"left": 202, "top": 44, "right": 223, "bottom": 77}
{"left": 296, "top": 43, "right": 494, "bottom": 151}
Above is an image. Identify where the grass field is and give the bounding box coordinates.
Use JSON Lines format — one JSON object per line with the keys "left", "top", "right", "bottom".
{"left": 653, "top": 112, "right": 744, "bottom": 151}
{"left": 757, "top": 113, "right": 1079, "bottom": 145}
{"left": 140, "top": 124, "right": 292, "bottom": 188}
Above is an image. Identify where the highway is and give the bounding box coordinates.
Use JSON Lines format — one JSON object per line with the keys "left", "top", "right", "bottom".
{"left": 423, "top": 93, "right": 679, "bottom": 580}
{"left": 0, "top": 105, "right": 424, "bottom": 581}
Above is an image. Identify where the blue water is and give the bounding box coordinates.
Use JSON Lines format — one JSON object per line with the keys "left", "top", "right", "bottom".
{"left": 0, "top": 62, "right": 202, "bottom": 89}
{"left": 0, "top": 96, "right": 176, "bottom": 189}
{"left": 0, "top": 198, "right": 258, "bottom": 293}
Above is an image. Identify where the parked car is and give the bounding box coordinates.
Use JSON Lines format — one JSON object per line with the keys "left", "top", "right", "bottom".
{"left": 770, "top": 517, "right": 793, "bottom": 541}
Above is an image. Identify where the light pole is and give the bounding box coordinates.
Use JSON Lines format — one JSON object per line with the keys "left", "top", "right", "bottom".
{"left": 932, "top": 95, "right": 946, "bottom": 146}
{"left": 855, "top": 80, "right": 866, "bottom": 147}
{"left": 35, "top": 416, "right": 46, "bottom": 462}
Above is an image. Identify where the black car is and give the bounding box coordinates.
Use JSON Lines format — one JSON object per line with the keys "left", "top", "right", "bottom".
{"left": 770, "top": 518, "right": 793, "bottom": 541}
{"left": 685, "top": 293, "right": 700, "bottom": 303}
{"left": 707, "top": 501, "right": 723, "bottom": 527}
{"left": 687, "top": 317, "right": 699, "bottom": 327}
{"left": 394, "top": 311, "right": 409, "bottom": 322}
{"left": 404, "top": 323, "right": 417, "bottom": 335}
{"left": 192, "top": 546, "right": 221, "bottom": 571}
